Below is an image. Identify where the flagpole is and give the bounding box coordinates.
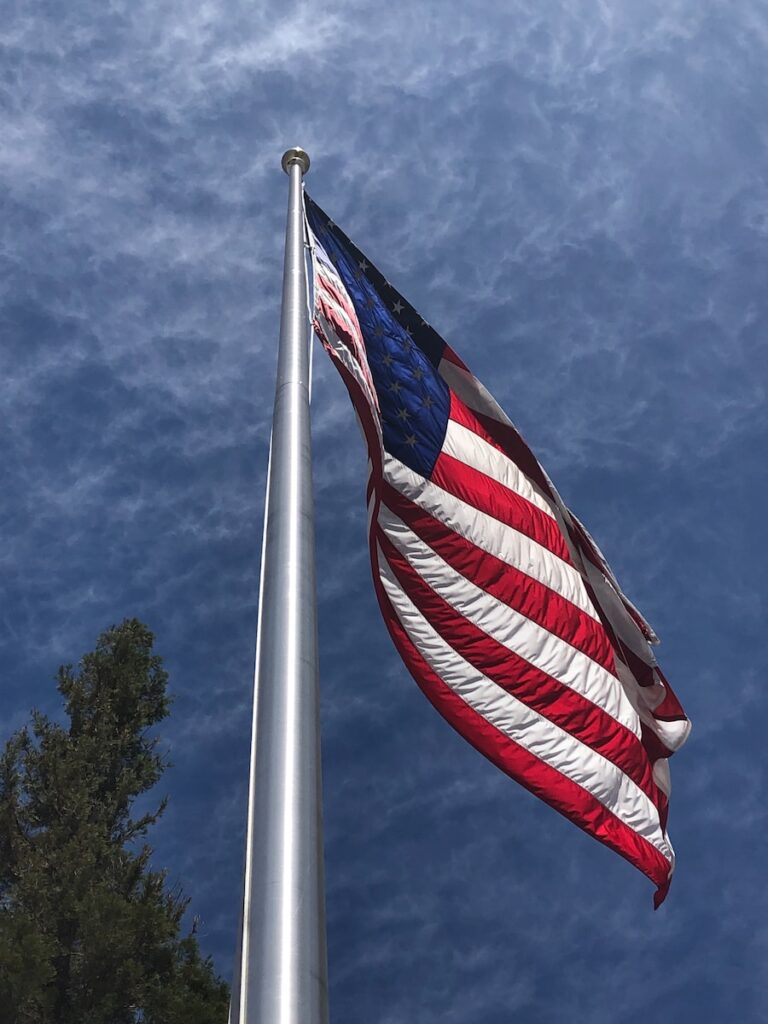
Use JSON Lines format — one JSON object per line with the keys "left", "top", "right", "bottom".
{"left": 230, "top": 147, "right": 328, "bottom": 1024}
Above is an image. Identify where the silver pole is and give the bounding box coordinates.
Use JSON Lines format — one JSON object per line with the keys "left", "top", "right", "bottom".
{"left": 231, "top": 147, "right": 328, "bottom": 1024}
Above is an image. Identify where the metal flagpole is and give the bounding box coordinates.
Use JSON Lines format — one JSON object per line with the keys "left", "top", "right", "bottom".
{"left": 230, "top": 147, "right": 328, "bottom": 1024}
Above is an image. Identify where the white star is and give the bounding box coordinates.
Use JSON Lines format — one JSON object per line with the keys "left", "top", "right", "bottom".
{"left": 392, "top": 300, "right": 404, "bottom": 315}
{"left": 358, "top": 259, "right": 369, "bottom": 272}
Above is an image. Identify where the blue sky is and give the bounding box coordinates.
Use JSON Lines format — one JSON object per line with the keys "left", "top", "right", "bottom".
{"left": 2, "top": 1, "right": 767, "bottom": 1021}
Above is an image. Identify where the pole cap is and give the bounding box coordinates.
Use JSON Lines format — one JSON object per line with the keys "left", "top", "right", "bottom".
{"left": 281, "top": 147, "right": 310, "bottom": 175}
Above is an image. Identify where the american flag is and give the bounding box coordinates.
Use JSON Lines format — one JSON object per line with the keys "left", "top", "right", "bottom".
{"left": 304, "top": 193, "right": 690, "bottom": 906}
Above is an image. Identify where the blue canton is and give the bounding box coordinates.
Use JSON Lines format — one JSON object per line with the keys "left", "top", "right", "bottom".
{"left": 307, "top": 206, "right": 449, "bottom": 479}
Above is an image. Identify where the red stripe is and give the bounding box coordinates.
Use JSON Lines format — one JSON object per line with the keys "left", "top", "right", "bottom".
{"left": 440, "top": 344, "right": 469, "bottom": 371}
{"left": 431, "top": 448, "right": 572, "bottom": 563}
{"left": 640, "top": 722, "right": 674, "bottom": 766}
{"left": 568, "top": 514, "right": 657, "bottom": 643}
{"left": 369, "top": 547, "right": 672, "bottom": 906}
{"left": 315, "top": 291, "right": 360, "bottom": 353}
{"left": 377, "top": 531, "right": 664, "bottom": 813}
{"left": 451, "top": 383, "right": 673, "bottom": 678}
{"left": 316, "top": 265, "right": 361, "bottom": 334}
{"left": 651, "top": 666, "right": 689, "bottom": 723}
{"left": 449, "top": 390, "right": 648, "bottom": 670}
{"left": 312, "top": 317, "right": 383, "bottom": 480}
{"left": 617, "top": 642, "right": 659, "bottom": 691}
{"left": 448, "top": 391, "right": 514, "bottom": 457}
{"left": 442, "top": 383, "right": 558, "bottom": 504}
{"left": 380, "top": 481, "right": 616, "bottom": 674}
{"left": 315, "top": 263, "right": 367, "bottom": 357}
{"left": 474, "top": 410, "right": 560, "bottom": 501}
{"left": 314, "top": 293, "right": 371, "bottom": 383}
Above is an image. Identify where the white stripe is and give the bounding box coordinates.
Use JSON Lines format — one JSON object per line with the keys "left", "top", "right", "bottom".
{"left": 613, "top": 658, "right": 692, "bottom": 755}
{"left": 366, "top": 467, "right": 376, "bottom": 532}
{"left": 438, "top": 356, "right": 559, "bottom": 516}
{"left": 314, "top": 276, "right": 374, "bottom": 387}
{"left": 582, "top": 557, "right": 659, "bottom": 663}
{"left": 312, "top": 240, "right": 380, "bottom": 414}
{"left": 438, "top": 358, "right": 514, "bottom": 426}
{"left": 378, "top": 505, "right": 639, "bottom": 737}
{"left": 648, "top": 716, "right": 691, "bottom": 753}
{"left": 313, "top": 311, "right": 381, "bottom": 425}
{"left": 315, "top": 252, "right": 348, "bottom": 296}
{"left": 313, "top": 239, "right": 365, "bottom": 337}
{"left": 311, "top": 232, "right": 347, "bottom": 292}
{"left": 442, "top": 418, "right": 556, "bottom": 520}
{"left": 316, "top": 262, "right": 361, "bottom": 334}
{"left": 383, "top": 453, "right": 599, "bottom": 621}
{"left": 570, "top": 508, "right": 659, "bottom": 644}
{"left": 377, "top": 549, "right": 674, "bottom": 865}
{"left": 316, "top": 292, "right": 377, "bottom": 400}
{"left": 652, "top": 757, "right": 671, "bottom": 798}
{"left": 316, "top": 279, "right": 361, "bottom": 346}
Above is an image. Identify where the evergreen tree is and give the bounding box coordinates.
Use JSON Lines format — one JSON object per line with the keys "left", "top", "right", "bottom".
{"left": 0, "top": 619, "right": 229, "bottom": 1024}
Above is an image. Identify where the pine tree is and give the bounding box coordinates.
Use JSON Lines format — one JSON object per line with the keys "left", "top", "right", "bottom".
{"left": 0, "top": 619, "right": 230, "bottom": 1024}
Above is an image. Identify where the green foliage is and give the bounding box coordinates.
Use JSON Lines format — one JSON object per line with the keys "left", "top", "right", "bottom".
{"left": 0, "top": 619, "right": 229, "bottom": 1024}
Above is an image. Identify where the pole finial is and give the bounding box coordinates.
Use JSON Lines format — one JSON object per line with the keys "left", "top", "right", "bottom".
{"left": 281, "top": 147, "right": 310, "bottom": 175}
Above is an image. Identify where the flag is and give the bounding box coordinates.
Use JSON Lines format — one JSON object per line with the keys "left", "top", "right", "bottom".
{"left": 304, "top": 192, "right": 691, "bottom": 906}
